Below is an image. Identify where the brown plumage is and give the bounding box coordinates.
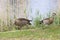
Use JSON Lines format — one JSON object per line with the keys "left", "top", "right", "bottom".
{"left": 40, "top": 13, "right": 56, "bottom": 25}
{"left": 14, "top": 18, "right": 32, "bottom": 29}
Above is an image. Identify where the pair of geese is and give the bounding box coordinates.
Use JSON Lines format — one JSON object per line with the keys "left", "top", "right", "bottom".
{"left": 14, "top": 13, "right": 56, "bottom": 29}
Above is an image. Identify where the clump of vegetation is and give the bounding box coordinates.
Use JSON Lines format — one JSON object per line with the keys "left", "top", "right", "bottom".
{"left": 33, "top": 10, "right": 42, "bottom": 28}
{"left": 34, "top": 17, "right": 41, "bottom": 27}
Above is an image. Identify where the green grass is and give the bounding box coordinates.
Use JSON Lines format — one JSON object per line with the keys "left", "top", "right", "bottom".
{"left": 0, "top": 25, "right": 60, "bottom": 40}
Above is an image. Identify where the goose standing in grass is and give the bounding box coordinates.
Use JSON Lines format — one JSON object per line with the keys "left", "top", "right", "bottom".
{"left": 14, "top": 18, "right": 32, "bottom": 30}
{"left": 40, "top": 13, "right": 56, "bottom": 25}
